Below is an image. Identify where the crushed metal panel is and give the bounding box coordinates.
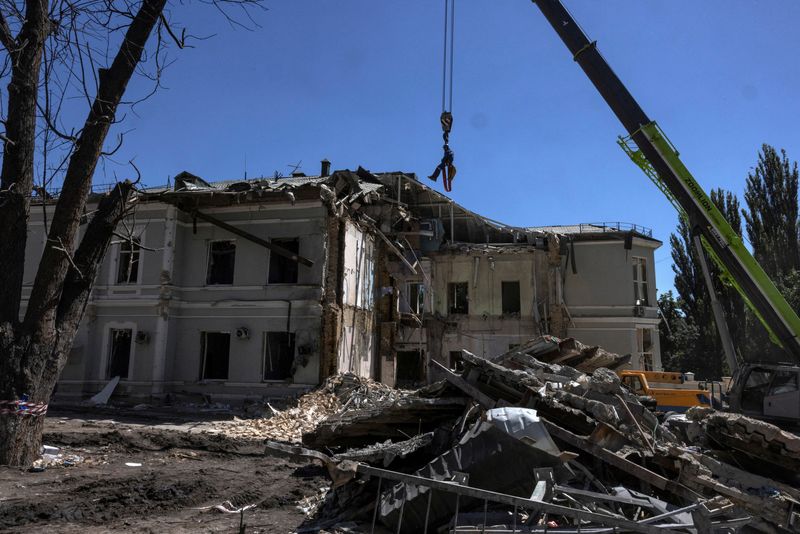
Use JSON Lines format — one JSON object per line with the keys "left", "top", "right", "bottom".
{"left": 379, "top": 408, "right": 563, "bottom": 533}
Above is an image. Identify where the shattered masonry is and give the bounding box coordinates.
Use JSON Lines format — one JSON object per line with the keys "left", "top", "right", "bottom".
{"left": 25, "top": 164, "right": 662, "bottom": 400}
{"left": 259, "top": 342, "right": 800, "bottom": 533}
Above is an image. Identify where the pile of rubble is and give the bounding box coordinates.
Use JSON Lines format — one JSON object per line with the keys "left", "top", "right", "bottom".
{"left": 265, "top": 337, "right": 800, "bottom": 533}
{"left": 213, "top": 373, "right": 416, "bottom": 444}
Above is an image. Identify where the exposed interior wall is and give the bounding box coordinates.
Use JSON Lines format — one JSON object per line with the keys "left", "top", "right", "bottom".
{"left": 336, "top": 220, "right": 377, "bottom": 377}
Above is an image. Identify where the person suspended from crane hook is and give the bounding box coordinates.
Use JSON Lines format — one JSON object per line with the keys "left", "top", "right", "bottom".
{"left": 428, "top": 0, "right": 457, "bottom": 192}
{"left": 428, "top": 111, "right": 456, "bottom": 192}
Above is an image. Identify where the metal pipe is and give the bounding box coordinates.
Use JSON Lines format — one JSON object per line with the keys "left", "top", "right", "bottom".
{"left": 371, "top": 477, "right": 383, "bottom": 534}
{"left": 423, "top": 489, "right": 433, "bottom": 534}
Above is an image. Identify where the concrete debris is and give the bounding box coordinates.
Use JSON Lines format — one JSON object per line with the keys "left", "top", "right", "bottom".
{"left": 495, "top": 335, "right": 631, "bottom": 374}
{"left": 260, "top": 342, "right": 800, "bottom": 533}
{"left": 211, "top": 372, "right": 457, "bottom": 445}
{"left": 215, "top": 388, "right": 340, "bottom": 444}
{"left": 686, "top": 406, "right": 800, "bottom": 472}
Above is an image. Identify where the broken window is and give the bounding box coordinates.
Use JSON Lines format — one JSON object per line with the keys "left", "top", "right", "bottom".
{"left": 407, "top": 282, "right": 425, "bottom": 315}
{"left": 107, "top": 328, "right": 132, "bottom": 379}
{"left": 637, "top": 327, "right": 654, "bottom": 371}
{"left": 449, "top": 351, "right": 464, "bottom": 372}
{"left": 268, "top": 238, "right": 299, "bottom": 284}
{"left": 448, "top": 282, "right": 469, "bottom": 315}
{"left": 201, "top": 332, "right": 230, "bottom": 380}
{"left": 501, "top": 281, "right": 521, "bottom": 315}
{"left": 263, "top": 332, "right": 296, "bottom": 380}
{"left": 632, "top": 257, "right": 649, "bottom": 305}
{"left": 206, "top": 241, "right": 236, "bottom": 285}
{"left": 116, "top": 238, "right": 141, "bottom": 284}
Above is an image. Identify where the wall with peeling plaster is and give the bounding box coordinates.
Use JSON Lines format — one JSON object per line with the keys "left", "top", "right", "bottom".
{"left": 336, "top": 221, "right": 377, "bottom": 377}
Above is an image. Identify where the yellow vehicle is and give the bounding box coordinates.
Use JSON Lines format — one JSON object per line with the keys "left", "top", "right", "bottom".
{"left": 619, "top": 371, "right": 720, "bottom": 413}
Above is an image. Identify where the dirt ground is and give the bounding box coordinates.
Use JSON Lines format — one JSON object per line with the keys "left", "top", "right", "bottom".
{"left": 0, "top": 408, "right": 330, "bottom": 533}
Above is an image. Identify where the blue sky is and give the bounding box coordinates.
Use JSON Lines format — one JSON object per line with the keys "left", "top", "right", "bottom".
{"left": 97, "top": 0, "right": 800, "bottom": 296}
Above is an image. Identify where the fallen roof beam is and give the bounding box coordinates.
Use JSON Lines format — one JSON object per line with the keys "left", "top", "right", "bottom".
{"left": 430, "top": 359, "right": 496, "bottom": 410}
{"left": 186, "top": 208, "right": 313, "bottom": 267}
{"left": 542, "top": 420, "right": 700, "bottom": 502}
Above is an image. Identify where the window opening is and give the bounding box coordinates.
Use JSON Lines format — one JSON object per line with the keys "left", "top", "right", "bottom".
{"left": 501, "top": 281, "right": 521, "bottom": 314}
{"left": 269, "top": 238, "right": 299, "bottom": 284}
{"left": 637, "top": 327, "right": 654, "bottom": 371}
{"left": 264, "top": 332, "right": 296, "bottom": 380}
{"left": 207, "top": 241, "right": 236, "bottom": 285}
{"left": 201, "top": 332, "right": 230, "bottom": 380}
{"left": 448, "top": 282, "right": 468, "bottom": 315}
{"left": 407, "top": 282, "right": 425, "bottom": 315}
{"left": 633, "top": 257, "right": 649, "bottom": 305}
{"left": 396, "top": 350, "right": 424, "bottom": 387}
{"left": 107, "top": 328, "right": 132, "bottom": 379}
{"left": 116, "top": 238, "right": 141, "bottom": 284}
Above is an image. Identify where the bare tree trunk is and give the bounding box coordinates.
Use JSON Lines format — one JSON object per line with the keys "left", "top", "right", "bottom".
{"left": 0, "top": 1, "right": 50, "bottom": 324}
{"left": 0, "top": 0, "right": 166, "bottom": 466}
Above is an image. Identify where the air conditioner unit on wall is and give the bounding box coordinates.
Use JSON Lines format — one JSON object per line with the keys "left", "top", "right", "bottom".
{"left": 235, "top": 327, "right": 250, "bottom": 340}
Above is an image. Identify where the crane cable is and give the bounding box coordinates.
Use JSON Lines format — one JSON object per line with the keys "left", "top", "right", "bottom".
{"left": 428, "top": 0, "right": 457, "bottom": 192}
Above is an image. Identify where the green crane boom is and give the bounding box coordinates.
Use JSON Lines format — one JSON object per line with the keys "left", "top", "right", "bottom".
{"left": 531, "top": 0, "right": 800, "bottom": 365}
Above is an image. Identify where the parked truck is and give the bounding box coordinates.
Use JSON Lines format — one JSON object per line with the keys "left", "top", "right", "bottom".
{"left": 619, "top": 370, "right": 721, "bottom": 413}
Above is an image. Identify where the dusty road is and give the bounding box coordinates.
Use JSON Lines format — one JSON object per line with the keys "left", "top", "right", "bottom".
{"left": 0, "top": 410, "right": 329, "bottom": 533}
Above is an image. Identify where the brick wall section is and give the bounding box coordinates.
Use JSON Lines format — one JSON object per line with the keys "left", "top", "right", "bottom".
{"left": 319, "top": 215, "right": 343, "bottom": 382}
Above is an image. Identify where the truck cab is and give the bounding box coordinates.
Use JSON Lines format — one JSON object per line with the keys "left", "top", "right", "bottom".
{"left": 728, "top": 364, "right": 800, "bottom": 423}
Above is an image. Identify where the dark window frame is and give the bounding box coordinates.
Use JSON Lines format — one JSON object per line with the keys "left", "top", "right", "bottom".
{"left": 268, "top": 238, "right": 300, "bottom": 284}
{"left": 107, "top": 328, "right": 133, "bottom": 379}
{"left": 200, "top": 331, "right": 231, "bottom": 381}
{"left": 263, "top": 331, "right": 296, "bottom": 381}
{"left": 116, "top": 238, "right": 141, "bottom": 284}
{"left": 501, "top": 281, "right": 521, "bottom": 315}
{"left": 206, "top": 240, "right": 236, "bottom": 285}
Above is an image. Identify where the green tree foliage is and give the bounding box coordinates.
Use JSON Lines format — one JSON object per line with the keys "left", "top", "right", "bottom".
{"left": 741, "top": 145, "right": 800, "bottom": 359}
{"left": 743, "top": 145, "right": 799, "bottom": 277}
{"left": 657, "top": 290, "right": 698, "bottom": 373}
{"left": 667, "top": 144, "right": 800, "bottom": 376}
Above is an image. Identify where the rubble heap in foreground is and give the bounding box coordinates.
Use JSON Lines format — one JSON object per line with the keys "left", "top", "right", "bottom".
{"left": 264, "top": 341, "right": 800, "bottom": 533}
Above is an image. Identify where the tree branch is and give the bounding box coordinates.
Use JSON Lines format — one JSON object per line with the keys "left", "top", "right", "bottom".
{"left": 0, "top": 10, "right": 15, "bottom": 53}
{"left": 23, "top": 0, "right": 167, "bottom": 334}
{"left": 35, "top": 181, "right": 135, "bottom": 388}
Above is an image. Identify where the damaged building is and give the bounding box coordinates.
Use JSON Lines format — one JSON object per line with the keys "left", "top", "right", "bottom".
{"left": 22, "top": 163, "right": 662, "bottom": 401}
